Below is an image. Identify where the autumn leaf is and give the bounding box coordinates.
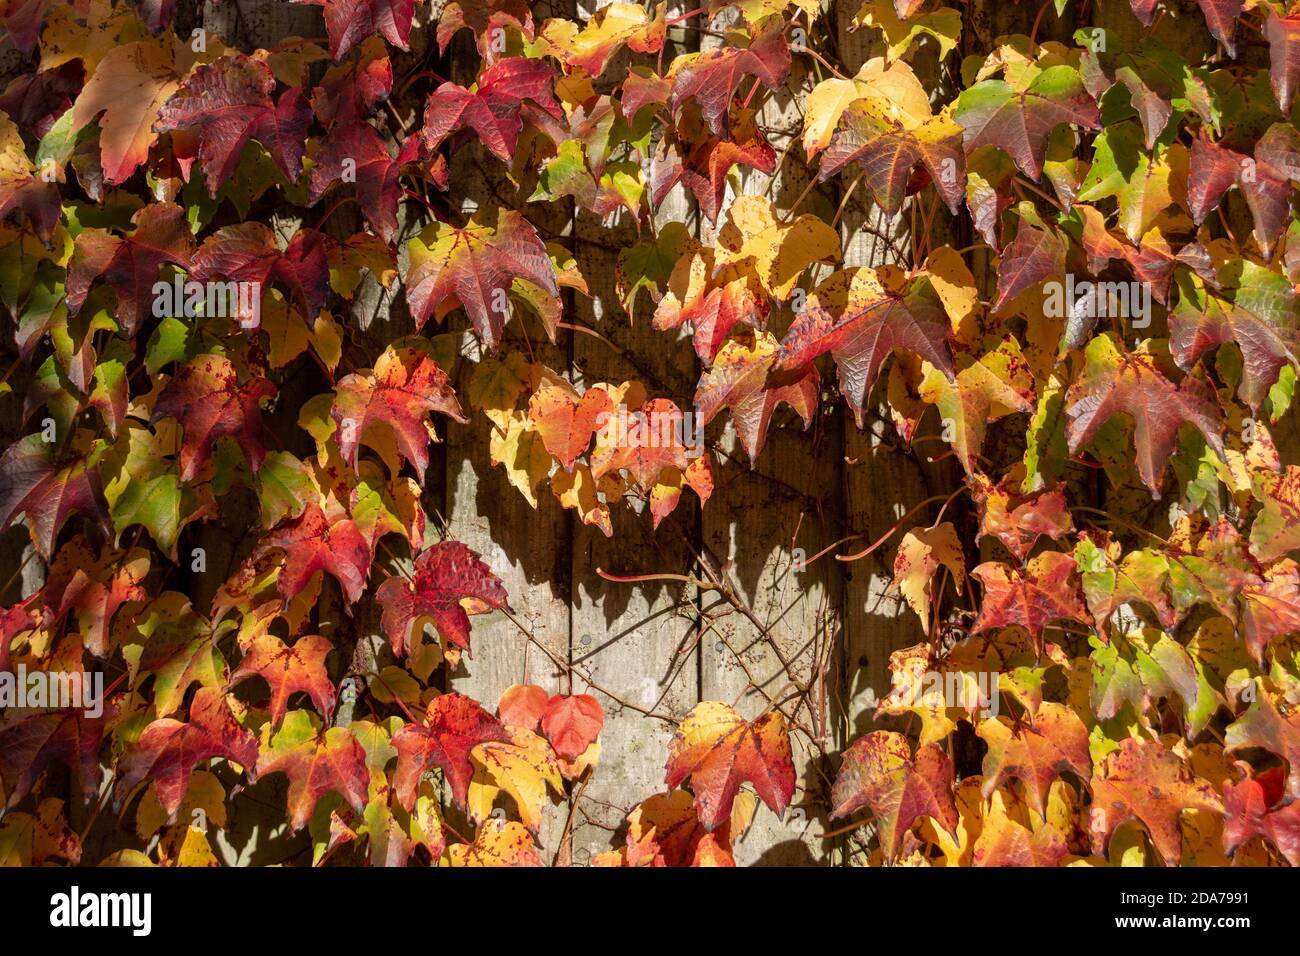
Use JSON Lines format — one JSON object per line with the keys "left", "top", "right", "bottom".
{"left": 66, "top": 201, "right": 195, "bottom": 336}
{"left": 919, "top": 336, "right": 1034, "bottom": 475}
{"left": 971, "top": 551, "right": 1091, "bottom": 653}
{"left": 498, "top": 683, "right": 548, "bottom": 731}
{"left": 115, "top": 687, "right": 258, "bottom": 816}
{"left": 974, "top": 478, "right": 1073, "bottom": 563}
{"left": 375, "top": 541, "right": 510, "bottom": 657}
{"left": 1250, "top": 465, "right": 1300, "bottom": 564}
{"left": 295, "top": 0, "right": 422, "bottom": 60}
{"left": 1226, "top": 692, "right": 1300, "bottom": 800}
{"left": 191, "top": 223, "right": 330, "bottom": 329}
{"left": 541, "top": 693, "right": 603, "bottom": 761}
{"left": 230, "top": 634, "right": 337, "bottom": 729}
{"left": 1169, "top": 263, "right": 1299, "bottom": 414}
{"left": 820, "top": 98, "right": 964, "bottom": 216}
{"left": 774, "top": 265, "right": 954, "bottom": 427}
{"left": 831, "top": 731, "right": 957, "bottom": 859}
{"left": 713, "top": 194, "right": 841, "bottom": 301}
{"left": 538, "top": 2, "right": 665, "bottom": 79}
{"left": 1267, "top": 11, "right": 1300, "bottom": 115}
{"left": 332, "top": 345, "right": 466, "bottom": 483}
{"left": 954, "top": 65, "right": 1100, "bottom": 181}
{"left": 418, "top": 56, "right": 560, "bottom": 162}
{"left": 1065, "top": 335, "right": 1225, "bottom": 496}
{"left": 526, "top": 383, "right": 612, "bottom": 472}
{"left": 664, "top": 701, "right": 795, "bottom": 831}
{"left": 404, "top": 207, "right": 557, "bottom": 351}
{"left": 649, "top": 106, "right": 776, "bottom": 224}
{"left": 977, "top": 703, "right": 1090, "bottom": 819}
{"left": 440, "top": 819, "right": 543, "bottom": 866}
{"left": 155, "top": 53, "right": 311, "bottom": 192}
{"left": 467, "top": 726, "right": 563, "bottom": 832}
{"left": 307, "top": 120, "right": 401, "bottom": 242}
{"left": 972, "top": 789, "right": 1069, "bottom": 867}
{"left": 256, "top": 502, "right": 373, "bottom": 605}
{"left": 1222, "top": 763, "right": 1300, "bottom": 866}
{"left": 0, "top": 709, "right": 105, "bottom": 810}
{"left": 69, "top": 36, "right": 181, "bottom": 185}
{"left": 695, "top": 331, "right": 818, "bottom": 462}
{"left": 891, "top": 522, "right": 964, "bottom": 635}
{"left": 392, "top": 692, "right": 509, "bottom": 808}
{"left": 667, "top": 14, "right": 790, "bottom": 138}
{"left": 1088, "top": 736, "right": 1223, "bottom": 866}
{"left": 0, "top": 433, "right": 109, "bottom": 560}
{"left": 151, "top": 354, "right": 277, "bottom": 482}
{"left": 256, "top": 709, "right": 370, "bottom": 830}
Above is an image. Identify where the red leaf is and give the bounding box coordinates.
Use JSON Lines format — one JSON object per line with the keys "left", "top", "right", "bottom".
{"left": 155, "top": 54, "right": 311, "bottom": 193}
{"left": 295, "top": 0, "right": 420, "bottom": 61}
{"left": 695, "top": 332, "right": 818, "bottom": 461}
{"left": 973, "top": 477, "right": 1074, "bottom": 564}
{"left": 1088, "top": 737, "right": 1223, "bottom": 866}
{"left": 993, "top": 217, "right": 1065, "bottom": 312}
{"left": 151, "top": 355, "right": 277, "bottom": 483}
{"left": 310, "top": 37, "right": 393, "bottom": 126}
{"left": 66, "top": 202, "right": 196, "bottom": 337}
{"left": 977, "top": 702, "right": 1091, "bottom": 818}
{"left": 256, "top": 712, "right": 370, "bottom": 830}
{"left": 971, "top": 551, "right": 1092, "bottom": 653}
{"left": 230, "top": 634, "right": 337, "bottom": 729}
{"left": 308, "top": 120, "right": 401, "bottom": 243}
{"left": 1226, "top": 693, "right": 1300, "bottom": 800}
{"left": 541, "top": 693, "right": 603, "bottom": 761}
{"left": 668, "top": 16, "right": 790, "bottom": 138}
{"left": 0, "top": 434, "right": 109, "bottom": 560}
{"left": 192, "top": 223, "right": 330, "bottom": 329}
{"left": 820, "top": 103, "right": 965, "bottom": 216}
{"left": 526, "top": 384, "right": 613, "bottom": 472}
{"left": 590, "top": 397, "right": 691, "bottom": 491}
{"left": 1267, "top": 12, "right": 1300, "bottom": 115}
{"left": 955, "top": 68, "right": 1100, "bottom": 181}
{"left": 392, "top": 692, "right": 509, "bottom": 808}
{"left": 1065, "top": 339, "right": 1225, "bottom": 496}
{"left": 0, "top": 709, "right": 104, "bottom": 810}
{"left": 1194, "top": 0, "right": 1243, "bottom": 57}
{"left": 773, "top": 268, "right": 954, "bottom": 428}
{"left": 649, "top": 110, "right": 776, "bottom": 224}
{"left": 419, "top": 57, "right": 560, "bottom": 162}
{"left": 1222, "top": 764, "right": 1300, "bottom": 866}
{"left": 497, "top": 683, "right": 548, "bottom": 731}
{"left": 403, "top": 207, "right": 557, "bottom": 351}
{"left": 331, "top": 346, "right": 466, "bottom": 482}
{"left": 664, "top": 701, "right": 795, "bottom": 831}
{"left": 831, "top": 731, "right": 957, "bottom": 858}
{"left": 375, "top": 540, "right": 510, "bottom": 656}
{"left": 257, "top": 502, "right": 373, "bottom": 605}
{"left": 115, "top": 687, "right": 258, "bottom": 816}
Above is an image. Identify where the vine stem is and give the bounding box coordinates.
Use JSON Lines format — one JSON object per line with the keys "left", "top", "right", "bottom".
{"left": 836, "top": 491, "right": 959, "bottom": 563}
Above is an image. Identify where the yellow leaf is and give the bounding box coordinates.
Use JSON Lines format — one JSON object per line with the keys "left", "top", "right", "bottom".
{"left": 714, "top": 195, "right": 840, "bottom": 300}
{"left": 468, "top": 728, "right": 564, "bottom": 833}
{"left": 803, "top": 57, "right": 931, "bottom": 157}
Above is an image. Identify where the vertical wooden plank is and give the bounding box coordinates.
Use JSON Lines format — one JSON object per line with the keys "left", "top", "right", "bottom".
{"left": 440, "top": 3, "right": 573, "bottom": 858}
{"left": 689, "top": 8, "right": 845, "bottom": 866}
{"left": 831, "top": 0, "right": 967, "bottom": 864}
{"left": 564, "top": 0, "right": 704, "bottom": 865}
